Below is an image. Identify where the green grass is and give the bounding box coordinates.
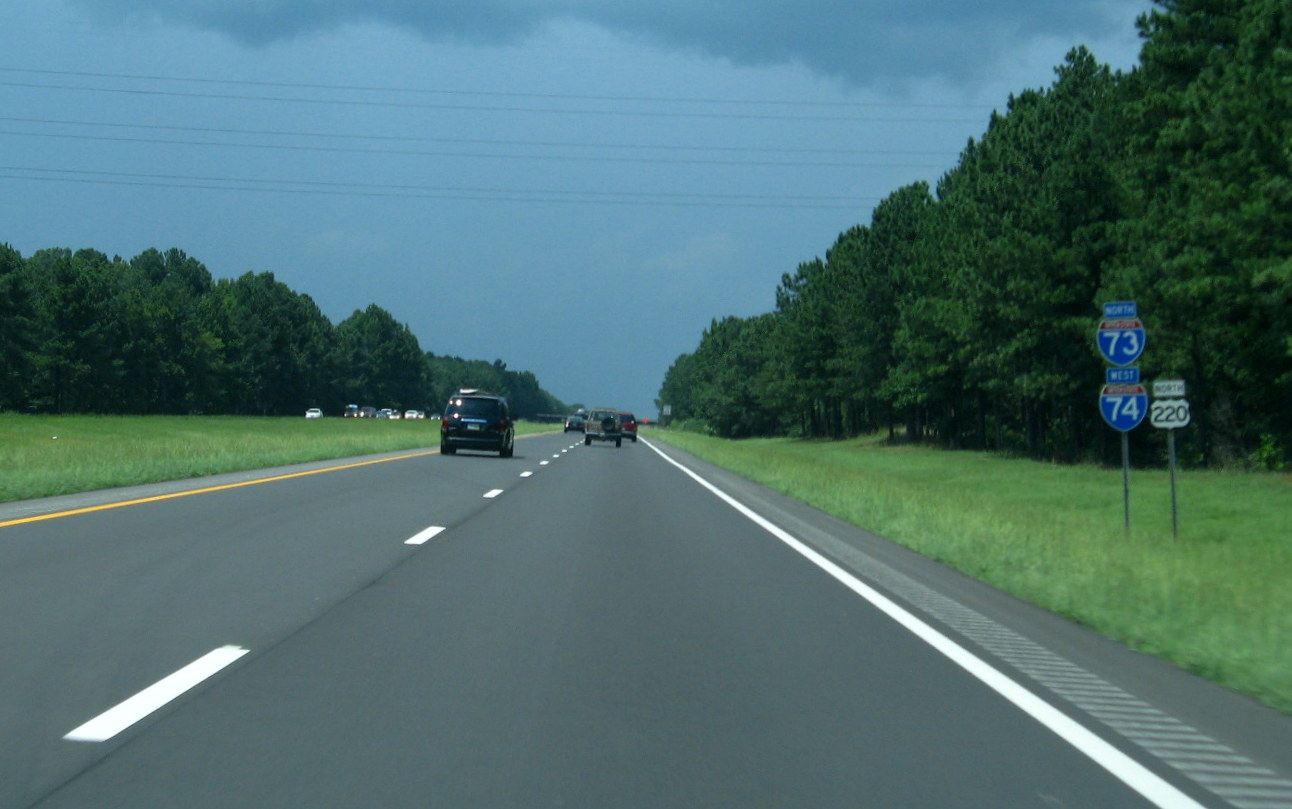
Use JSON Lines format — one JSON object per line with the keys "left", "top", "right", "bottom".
{"left": 648, "top": 428, "right": 1292, "bottom": 713}
{"left": 0, "top": 414, "right": 559, "bottom": 503}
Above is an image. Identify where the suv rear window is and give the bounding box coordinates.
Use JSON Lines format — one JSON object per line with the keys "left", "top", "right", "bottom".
{"left": 447, "top": 397, "right": 500, "bottom": 418}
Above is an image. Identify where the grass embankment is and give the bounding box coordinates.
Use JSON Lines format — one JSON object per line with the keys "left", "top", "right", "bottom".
{"left": 648, "top": 429, "right": 1292, "bottom": 713}
{"left": 0, "top": 414, "right": 558, "bottom": 503}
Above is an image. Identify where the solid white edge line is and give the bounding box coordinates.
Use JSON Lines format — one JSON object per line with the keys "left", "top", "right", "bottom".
{"left": 483, "top": 489, "right": 504, "bottom": 499}
{"left": 64, "top": 645, "right": 249, "bottom": 743}
{"left": 640, "top": 437, "right": 1205, "bottom": 809}
{"left": 405, "top": 525, "right": 447, "bottom": 545}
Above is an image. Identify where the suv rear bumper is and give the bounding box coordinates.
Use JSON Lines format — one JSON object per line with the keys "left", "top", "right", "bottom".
{"left": 443, "top": 435, "right": 508, "bottom": 450}
{"left": 441, "top": 425, "right": 513, "bottom": 451}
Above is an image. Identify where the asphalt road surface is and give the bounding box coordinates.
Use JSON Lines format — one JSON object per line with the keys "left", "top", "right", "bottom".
{"left": 2, "top": 430, "right": 1290, "bottom": 808}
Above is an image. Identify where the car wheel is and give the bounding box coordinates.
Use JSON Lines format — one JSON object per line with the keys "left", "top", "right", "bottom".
{"left": 441, "top": 443, "right": 456, "bottom": 455}
{"left": 615, "top": 438, "right": 622, "bottom": 447}
{"left": 584, "top": 435, "right": 591, "bottom": 446}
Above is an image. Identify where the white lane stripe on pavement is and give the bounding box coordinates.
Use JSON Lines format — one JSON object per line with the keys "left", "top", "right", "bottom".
{"left": 483, "top": 489, "right": 504, "bottom": 499}
{"left": 65, "top": 646, "right": 249, "bottom": 743}
{"left": 405, "top": 525, "right": 447, "bottom": 545}
{"left": 641, "top": 437, "right": 1206, "bottom": 809}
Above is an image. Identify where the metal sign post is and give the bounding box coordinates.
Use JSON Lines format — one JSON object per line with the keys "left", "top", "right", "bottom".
{"left": 1151, "top": 380, "right": 1190, "bottom": 538}
{"left": 1100, "top": 378, "right": 1148, "bottom": 531}
{"left": 1168, "top": 431, "right": 1178, "bottom": 537}
{"left": 1122, "top": 433, "right": 1132, "bottom": 531}
{"left": 1098, "top": 302, "right": 1146, "bottom": 533}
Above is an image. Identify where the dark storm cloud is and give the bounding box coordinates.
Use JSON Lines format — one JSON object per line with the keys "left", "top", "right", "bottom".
{"left": 68, "top": 0, "right": 550, "bottom": 47}
{"left": 68, "top": 0, "right": 1139, "bottom": 86}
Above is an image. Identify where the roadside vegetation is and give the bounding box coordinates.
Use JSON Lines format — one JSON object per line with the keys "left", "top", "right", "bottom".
{"left": 0, "top": 246, "right": 570, "bottom": 420}
{"left": 649, "top": 428, "right": 1292, "bottom": 714}
{"left": 0, "top": 414, "right": 558, "bottom": 503}
{"left": 657, "top": 1, "right": 1291, "bottom": 470}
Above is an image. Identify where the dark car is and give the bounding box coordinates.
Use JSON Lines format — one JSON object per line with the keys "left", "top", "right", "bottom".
{"left": 618, "top": 412, "right": 638, "bottom": 442}
{"left": 357, "top": 406, "right": 378, "bottom": 419}
{"left": 441, "top": 391, "right": 514, "bottom": 457}
{"left": 564, "top": 414, "right": 586, "bottom": 433}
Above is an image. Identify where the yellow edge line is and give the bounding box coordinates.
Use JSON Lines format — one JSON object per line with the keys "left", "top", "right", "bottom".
{"left": 0, "top": 449, "right": 440, "bottom": 529}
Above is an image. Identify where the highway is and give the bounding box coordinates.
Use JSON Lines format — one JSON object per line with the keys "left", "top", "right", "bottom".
{"left": 2, "top": 430, "right": 1290, "bottom": 808}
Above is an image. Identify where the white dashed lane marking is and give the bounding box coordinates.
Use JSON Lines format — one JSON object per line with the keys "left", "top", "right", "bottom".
{"left": 65, "top": 646, "right": 249, "bottom": 743}
{"left": 405, "top": 526, "right": 447, "bottom": 545}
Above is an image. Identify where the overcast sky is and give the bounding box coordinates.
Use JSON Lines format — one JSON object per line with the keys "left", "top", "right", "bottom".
{"left": 2, "top": 0, "right": 1153, "bottom": 417}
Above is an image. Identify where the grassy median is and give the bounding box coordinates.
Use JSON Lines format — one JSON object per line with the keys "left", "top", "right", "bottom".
{"left": 0, "top": 414, "right": 559, "bottom": 503}
{"left": 648, "top": 428, "right": 1292, "bottom": 714}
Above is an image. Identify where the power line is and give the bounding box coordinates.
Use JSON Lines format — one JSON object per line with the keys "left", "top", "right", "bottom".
{"left": 0, "top": 166, "right": 881, "bottom": 210}
{"left": 0, "top": 80, "right": 985, "bottom": 124}
{"left": 0, "top": 116, "right": 959, "bottom": 158}
{"left": 0, "top": 129, "right": 950, "bottom": 170}
{"left": 0, "top": 66, "right": 994, "bottom": 111}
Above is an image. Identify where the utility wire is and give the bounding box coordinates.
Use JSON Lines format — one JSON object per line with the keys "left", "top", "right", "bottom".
{"left": 0, "top": 80, "right": 984, "bottom": 123}
{"left": 0, "top": 116, "right": 958, "bottom": 158}
{"left": 0, "top": 129, "right": 950, "bottom": 169}
{"left": 0, "top": 164, "right": 879, "bottom": 202}
{"left": 0, "top": 167, "right": 876, "bottom": 210}
{"left": 0, "top": 66, "right": 995, "bottom": 111}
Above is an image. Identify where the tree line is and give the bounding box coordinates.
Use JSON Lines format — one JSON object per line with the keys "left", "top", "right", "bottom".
{"left": 657, "top": 0, "right": 1291, "bottom": 469}
{"left": 0, "top": 245, "right": 569, "bottom": 419}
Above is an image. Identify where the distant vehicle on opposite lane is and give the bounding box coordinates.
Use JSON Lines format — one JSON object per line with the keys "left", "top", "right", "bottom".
{"left": 305, "top": 407, "right": 323, "bottom": 419}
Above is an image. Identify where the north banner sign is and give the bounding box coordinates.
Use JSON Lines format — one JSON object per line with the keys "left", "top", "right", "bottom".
{"left": 1153, "top": 379, "right": 1186, "bottom": 398}
{"left": 1099, "top": 383, "right": 1148, "bottom": 432}
{"left": 1103, "top": 301, "right": 1138, "bottom": 319}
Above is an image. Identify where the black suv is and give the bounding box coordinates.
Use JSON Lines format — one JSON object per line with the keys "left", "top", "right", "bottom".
{"left": 440, "top": 391, "right": 515, "bottom": 457}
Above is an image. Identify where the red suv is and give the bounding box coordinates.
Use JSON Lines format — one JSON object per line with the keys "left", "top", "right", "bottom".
{"left": 618, "top": 412, "right": 638, "bottom": 443}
